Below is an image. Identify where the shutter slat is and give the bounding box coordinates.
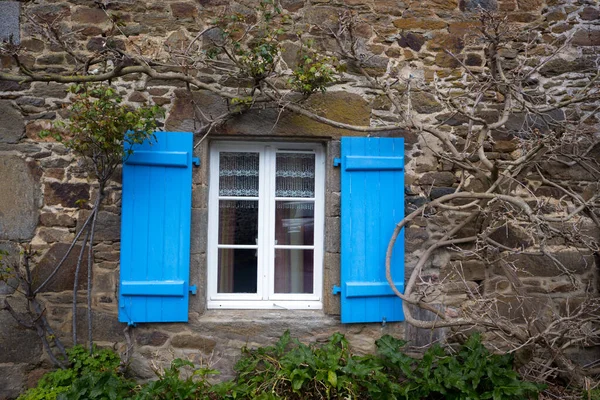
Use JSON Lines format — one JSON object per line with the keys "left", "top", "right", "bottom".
{"left": 119, "top": 132, "right": 193, "bottom": 325}
{"left": 339, "top": 137, "right": 405, "bottom": 323}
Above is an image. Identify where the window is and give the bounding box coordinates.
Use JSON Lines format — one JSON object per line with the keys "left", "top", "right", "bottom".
{"left": 207, "top": 142, "right": 325, "bottom": 309}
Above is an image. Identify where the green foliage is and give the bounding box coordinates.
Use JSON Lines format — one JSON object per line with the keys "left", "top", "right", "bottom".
{"left": 18, "top": 346, "right": 134, "bottom": 400}
{"left": 134, "top": 358, "right": 219, "bottom": 400}
{"left": 291, "top": 40, "right": 338, "bottom": 95}
{"left": 19, "top": 334, "right": 543, "bottom": 400}
{"left": 39, "top": 84, "right": 163, "bottom": 180}
{"left": 376, "top": 333, "right": 545, "bottom": 400}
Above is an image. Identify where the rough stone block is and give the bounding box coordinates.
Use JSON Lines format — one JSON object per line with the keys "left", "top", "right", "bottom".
{"left": 165, "top": 89, "right": 228, "bottom": 132}
{"left": 171, "top": 333, "right": 217, "bottom": 352}
{"left": 220, "top": 92, "right": 370, "bottom": 138}
{"left": 0, "top": 157, "right": 40, "bottom": 240}
{"left": 0, "top": 1, "right": 20, "bottom": 44}
{"left": 325, "top": 217, "right": 340, "bottom": 253}
{"left": 418, "top": 171, "right": 455, "bottom": 187}
{"left": 441, "top": 259, "right": 487, "bottom": 281}
{"left": 136, "top": 330, "right": 170, "bottom": 346}
{"left": 33, "top": 242, "right": 89, "bottom": 292}
{"left": 44, "top": 182, "right": 90, "bottom": 208}
{"left": 0, "top": 364, "right": 26, "bottom": 400}
{"left": 39, "top": 212, "right": 76, "bottom": 228}
{"left": 0, "top": 311, "right": 43, "bottom": 364}
{"left": 493, "top": 249, "right": 597, "bottom": 278}
{"left": 76, "top": 210, "right": 120, "bottom": 242}
{"left": 190, "top": 208, "right": 207, "bottom": 254}
{"left": 0, "top": 101, "right": 25, "bottom": 144}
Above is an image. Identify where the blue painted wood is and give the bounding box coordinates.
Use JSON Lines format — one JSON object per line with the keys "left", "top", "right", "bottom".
{"left": 344, "top": 155, "right": 404, "bottom": 171}
{"left": 126, "top": 151, "right": 189, "bottom": 167}
{"left": 119, "top": 131, "right": 194, "bottom": 324}
{"left": 345, "top": 281, "right": 405, "bottom": 298}
{"left": 121, "top": 281, "right": 186, "bottom": 296}
{"left": 339, "top": 137, "right": 405, "bottom": 323}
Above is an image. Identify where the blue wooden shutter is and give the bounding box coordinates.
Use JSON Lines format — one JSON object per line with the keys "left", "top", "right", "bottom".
{"left": 119, "top": 131, "right": 194, "bottom": 324}
{"left": 337, "top": 137, "right": 405, "bottom": 323}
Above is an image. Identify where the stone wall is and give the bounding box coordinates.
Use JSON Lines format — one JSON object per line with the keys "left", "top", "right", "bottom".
{"left": 1, "top": 0, "right": 599, "bottom": 398}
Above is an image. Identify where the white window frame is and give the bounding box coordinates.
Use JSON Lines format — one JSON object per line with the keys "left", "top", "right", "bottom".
{"left": 207, "top": 141, "right": 325, "bottom": 309}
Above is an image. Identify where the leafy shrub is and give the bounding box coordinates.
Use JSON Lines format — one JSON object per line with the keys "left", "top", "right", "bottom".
{"left": 18, "top": 346, "right": 134, "bottom": 400}
{"left": 221, "top": 332, "right": 543, "bottom": 400}
{"left": 134, "top": 358, "right": 219, "bottom": 400}
{"left": 377, "top": 333, "right": 544, "bottom": 400}
{"left": 19, "top": 333, "right": 543, "bottom": 400}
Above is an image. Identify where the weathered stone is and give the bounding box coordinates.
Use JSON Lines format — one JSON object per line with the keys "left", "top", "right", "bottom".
{"left": 347, "top": 54, "right": 389, "bottom": 77}
{"left": 0, "top": 241, "right": 19, "bottom": 295}
{"left": 459, "top": 0, "right": 497, "bottom": 11}
{"left": 171, "top": 2, "right": 198, "bottom": 18}
{"left": 539, "top": 57, "right": 595, "bottom": 77}
{"left": 280, "top": 41, "right": 302, "bottom": 69}
{"left": 0, "top": 1, "right": 20, "bottom": 44}
{"left": 411, "top": 92, "right": 443, "bottom": 114}
{"left": 580, "top": 7, "right": 600, "bottom": 21}
{"left": 281, "top": 0, "right": 304, "bottom": 12}
{"left": 393, "top": 18, "right": 447, "bottom": 30}
{"left": 37, "top": 227, "right": 72, "bottom": 243}
{"left": 429, "top": 187, "right": 455, "bottom": 199}
{"left": 435, "top": 51, "right": 461, "bottom": 68}
{"left": 86, "top": 36, "right": 126, "bottom": 52}
{"left": 171, "top": 333, "right": 217, "bottom": 352}
{"left": 0, "top": 311, "right": 43, "bottom": 363}
{"left": 0, "top": 364, "right": 26, "bottom": 399}
{"left": 190, "top": 208, "right": 207, "bottom": 255}
{"left": 136, "top": 330, "right": 170, "bottom": 346}
{"left": 165, "top": 29, "right": 190, "bottom": 49}
{"left": 305, "top": 6, "right": 344, "bottom": 30}
{"left": 516, "top": 0, "right": 543, "bottom": 11}
{"left": 29, "top": 4, "right": 71, "bottom": 23}
{"left": 493, "top": 140, "right": 517, "bottom": 152}
{"left": 419, "top": 171, "right": 455, "bottom": 186}
{"left": 221, "top": 92, "right": 371, "bottom": 138}
{"left": 128, "top": 91, "right": 148, "bottom": 103}
{"left": 572, "top": 29, "right": 600, "bottom": 47}
{"left": 33, "top": 243, "right": 89, "bottom": 292}
{"left": 397, "top": 32, "right": 425, "bottom": 51}
{"left": 75, "top": 309, "right": 125, "bottom": 342}
{"left": 493, "top": 295, "right": 551, "bottom": 324}
{"left": 0, "top": 80, "right": 30, "bottom": 91}
{"left": 488, "top": 224, "right": 534, "bottom": 249}
{"left": 30, "top": 82, "right": 68, "bottom": 98}
{"left": 405, "top": 227, "right": 429, "bottom": 252}
{"left": 494, "top": 250, "right": 596, "bottom": 277}
{"left": 325, "top": 217, "right": 340, "bottom": 253}
{"left": 0, "top": 157, "right": 40, "bottom": 240}
{"left": 0, "top": 100, "right": 25, "bottom": 143}
{"left": 165, "top": 89, "right": 228, "bottom": 131}
{"left": 44, "top": 182, "right": 90, "bottom": 208}
{"left": 76, "top": 210, "right": 120, "bottom": 242}
{"left": 442, "top": 259, "right": 486, "bottom": 281}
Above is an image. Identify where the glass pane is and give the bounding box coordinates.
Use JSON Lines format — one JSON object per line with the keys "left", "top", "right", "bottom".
{"left": 218, "top": 200, "right": 258, "bottom": 245}
{"left": 219, "top": 152, "right": 259, "bottom": 197}
{"left": 274, "top": 249, "right": 314, "bottom": 294}
{"left": 218, "top": 248, "right": 257, "bottom": 293}
{"left": 276, "top": 153, "right": 315, "bottom": 198}
{"left": 275, "top": 201, "right": 314, "bottom": 246}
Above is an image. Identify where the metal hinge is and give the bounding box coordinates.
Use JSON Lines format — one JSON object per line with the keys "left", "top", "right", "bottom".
{"left": 192, "top": 157, "right": 200, "bottom": 167}
{"left": 332, "top": 285, "right": 341, "bottom": 295}
{"left": 189, "top": 285, "right": 197, "bottom": 295}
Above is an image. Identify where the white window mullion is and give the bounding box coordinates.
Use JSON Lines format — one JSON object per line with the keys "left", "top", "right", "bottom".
{"left": 265, "top": 146, "right": 276, "bottom": 301}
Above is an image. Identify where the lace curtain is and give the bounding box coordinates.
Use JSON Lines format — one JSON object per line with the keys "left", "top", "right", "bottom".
{"left": 276, "top": 153, "right": 315, "bottom": 198}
